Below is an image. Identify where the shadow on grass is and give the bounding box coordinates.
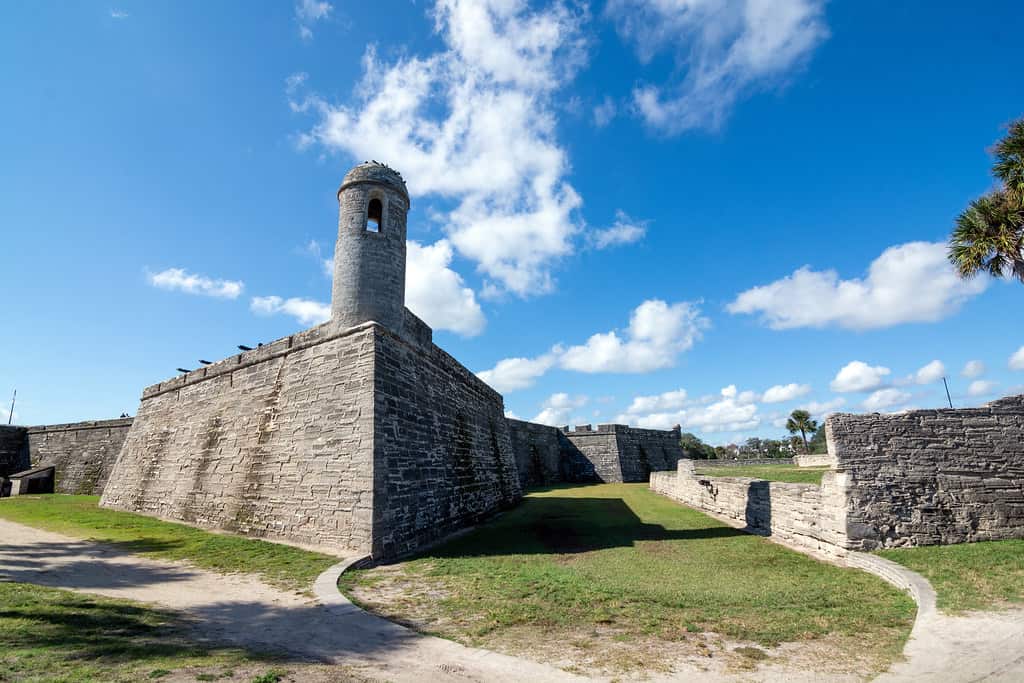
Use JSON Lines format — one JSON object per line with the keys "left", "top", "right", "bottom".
{"left": 421, "top": 495, "right": 747, "bottom": 559}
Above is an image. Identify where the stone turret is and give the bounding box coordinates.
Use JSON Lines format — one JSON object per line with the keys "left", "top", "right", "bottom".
{"left": 331, "top": 162, "right": 410, "bottom": 332}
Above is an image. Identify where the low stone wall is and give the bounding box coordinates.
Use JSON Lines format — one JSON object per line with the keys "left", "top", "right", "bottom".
{"left": 827, "top": 394, "right": 1024, "bottom": 550}
{"left": 650, "top": 461, "right": 847, "bottom": 556}
{"left": 26, "top": 419, "right": 133, "bottom": 494}
{"left": 696, "top": 458, "right": 796, "bottom": 468}
{"left": 793, "top": 453, "right": 833, "bottom": 467}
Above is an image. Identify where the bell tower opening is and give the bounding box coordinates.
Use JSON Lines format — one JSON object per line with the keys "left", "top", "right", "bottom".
{"left": 366, "top": 198, "right": 383, "bottom": 233}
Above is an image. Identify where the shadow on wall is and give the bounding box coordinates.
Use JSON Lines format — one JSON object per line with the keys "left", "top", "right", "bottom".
{"left": 412, "top": 494, "right": 746, "bottom": 560}
{"left": 744, "top": 480, "right": 771, "bottom": 535}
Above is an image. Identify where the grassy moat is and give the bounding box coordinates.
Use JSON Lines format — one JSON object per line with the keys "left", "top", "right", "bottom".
{"left": 339, "top": 483, "right": 915, "bottom": 675}
{"left": 692, "top": 463, "right": 830, "bottom": 484}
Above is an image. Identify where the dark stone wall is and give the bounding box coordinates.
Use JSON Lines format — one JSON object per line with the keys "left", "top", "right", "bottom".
{"left": 506, "top": 421, "right": 684, "bottom": 487}
{"left": 26, "top": 419, "right": 132, "bottom": 494}
{"left": 0, "top": 425, "right": 30, "bottom": 478}
{"left": 372, "top": 327, "right": 521, "bottom": 559}
{"left": 827, "top": 394, "right": 1024, "bottom": 549}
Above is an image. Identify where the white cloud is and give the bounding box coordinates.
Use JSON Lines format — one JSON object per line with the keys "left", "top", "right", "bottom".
{"left": 727, "top": 242, "right": 988, "bottom": 330}
{"left": 761, "top": 383, "right": 811, "bottom": 403}
{"left": 862, "top": 388, "right": 912, "bottom": 412}
{"left": 295, "top": 0, "right": 332, "bottom": 40}
{"left": 406, "top": 240, "right": 486, "bottom": 336}
{"left": 477, "top": 351, "right": 559, "bottom": 393}
{"left": 830, "top": 361, "right": 891, "bottom": 393}
{"left": 250, "top": 296, "right": 330, "bottom": 326}
{"left": 593, "top": 95, "right": 617, "bottom": 127}
{"left": 110, "top": 9, "right": 128, "bottom": 19}
{"left": 291, "top": 0, "right": 588, "bottom": 297}
{"left": 1010, "top": 346, "right": 1024, "bottom": 371}
{"left": 623, "top": 388, "right": 689, "bottom": 415}
{"left": 962, "top": 360, "right": 986, "bottom": 378}
{"left": 914, "top": 360, "right": 945, "bottom": 385}
{"left": 616, "top": 384, "right": 759, "bottom": 432}
{"left": 560, "top": 299, "right": 707, "bottom": 373}
{"left": 148, "top": 268, "right": 244, "bottom": 300}
{"left": 799, "top": 397, "right": 846, "bottom": 417}
{"left": 967, "top": 379, "right": 999, "bottom": 397}
{"left": 532, "top": 393, "right": 588, "bottom": 426}
{"left": 607, "top": 0, "right": 828, "bottom": 134}
{"left": 588, "top": 210, "right": 647, "bottom": 249}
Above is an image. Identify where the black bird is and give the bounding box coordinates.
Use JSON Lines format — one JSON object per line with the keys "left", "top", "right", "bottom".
{"left": 238, "top": 345, "right": 253, "bottom": 351}
{"left": 176, "top": 368, "right": 191, "bottom": 374}
{"left": 199, "top": 360, "right": 212, "bottom": 365}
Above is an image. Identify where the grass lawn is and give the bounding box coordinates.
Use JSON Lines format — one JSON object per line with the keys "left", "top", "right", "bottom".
{"left": 879, "top": 540, "right": 1024, "bottom": 612}
{"left": 340, "top": 483, "right": 914, "bottom": 676}
{"left": 694, "top": 463, "right": 829, "bottom": 485}
{"left": 0, "top": 495, "right": 338, "bottom": 594}
{"left": 0, "top": 581, "right": 296, "bottom": 683}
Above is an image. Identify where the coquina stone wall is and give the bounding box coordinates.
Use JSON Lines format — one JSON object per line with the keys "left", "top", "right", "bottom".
{"left": 793, "top": 453, "right": 833, "bottom": 467}
{"left": 827, "top": 394, "right": 1024, "bottom": 549}
{"left": 697, "top": 457, "right": 797, "bottom": 468}
{"left": 102, "top": 320, "right": 379, "bottom": 555}
{"left": 26, "top": 419, "right": 133, "bottom": 494}
{"left": 650, "top": 461, "right": 848, "bottom": 556}
{"left": 507, "top": 421, "right": 683, "bottom": 487}
{"left": 101, "top": 313, "right": 521, "bottom": 560}
{"left": 0, "top": 425, "right": 29, "bottom": 478}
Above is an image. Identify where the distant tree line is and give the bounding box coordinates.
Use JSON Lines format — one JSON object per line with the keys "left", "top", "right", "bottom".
{"left": 679, "top": 409, "right": 827, "bottom": 459}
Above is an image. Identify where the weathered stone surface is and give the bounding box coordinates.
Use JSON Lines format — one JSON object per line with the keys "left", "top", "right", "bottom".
{"left": 507, "top": 420, "right": 683, "bottom": 486}
{"left": 26, "top": 419, "right": 132, "bottom": 494}
{"left": 793, "top": 453, "right": 833, "bottom": 467}
{"left": 826, "top": 394, "right": 1024, "bottom": 549}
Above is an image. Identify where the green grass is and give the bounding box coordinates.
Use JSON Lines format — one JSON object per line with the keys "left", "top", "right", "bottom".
{"left": 0, "top": 581, "right": 270, "bottom": 682}
{"left": 0, "top": 495, "right": 338, "bottom": 594}
{"left": 879, "top": 540, "right": 1024, "bottom": 612}
{"left": 694, "top": 464, "right": 829, "bottom": 485}
{"left": 340, "top": 483, "right": 914, "bottom": 673}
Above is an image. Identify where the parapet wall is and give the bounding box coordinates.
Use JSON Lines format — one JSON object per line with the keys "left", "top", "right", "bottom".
{"left": 0, "top": 425, "right": 29, "bottom": 478}
{"left": 26, "top": 419, "right": 133, "bottom": 494}
{"left": 507, "top": 420, "right": 683, "bottom": 487}
{"left": 827, "top": 394, "right": 1024, "bottom": 549}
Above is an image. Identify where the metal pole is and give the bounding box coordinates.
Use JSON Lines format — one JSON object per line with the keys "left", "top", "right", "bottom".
{"left": 942, "top": 377, "right": 953, "bottom": 409}
{"left": 7, "top": 389, "right": 15, "bottom": 425}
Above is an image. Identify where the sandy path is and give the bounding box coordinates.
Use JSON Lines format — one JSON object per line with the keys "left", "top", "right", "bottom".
{"left": 2, "top": 517, "right": 1023, "bottom": 682}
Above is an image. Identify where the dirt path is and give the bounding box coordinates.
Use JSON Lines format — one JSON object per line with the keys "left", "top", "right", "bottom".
{"left": 2, "top": 517, "right": 1022, "bottom": 682}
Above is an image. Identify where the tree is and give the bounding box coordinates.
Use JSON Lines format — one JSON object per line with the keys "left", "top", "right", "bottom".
{"left": 807, "top": 426, "right": 827, "bottom": 454}
{"left": 679, "top": 432, "right": 716, "bottom": 460}
{"left": 949, "top": 117, "right": 1024, "bottom": 283}
{"left": 785, "top": 409, "right": 818, "bottom": 454}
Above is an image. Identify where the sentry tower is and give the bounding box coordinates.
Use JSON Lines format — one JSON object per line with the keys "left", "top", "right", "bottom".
{"left": 331, "top": 162, "right": 410, "bottom": 331}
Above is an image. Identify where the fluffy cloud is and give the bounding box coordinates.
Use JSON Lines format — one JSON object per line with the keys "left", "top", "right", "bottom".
{"left": 291, "top": 0, "right": 588, "bottom": 297}
{"left": 1010, "top": 346, "right": 1024, "bottom": 371}
{"left": 616, "top": 385, "right": 759, "bottom": 432}
{"left": 532, "top": 393, "right": 588, "bottom": 426}
{"left": 477, "top": 352, "right": 559, "bottom": 394}
{"left": 295, "top": 0, "right": 332, "bottom": 40}
{"left": 607, "top": 0, "right": 828, "bottom": 134}
{"left": 799, "top": 397, "right": 846, "bottom": 417}
{"left": 593, "top": 95, "right": 617, "bottom": 127}
{"left": 406, "top": 240, "right": 486, "bottom": 336}
{"left": 862, "top": 388, "right": 912, "bottom": 412}
{"left": 761, "top": 383, "right": 811, "bottom": 403}
{"left": 962, "top": 360, "right": 986, "bottom": 378}
{"left": 588, "top": 210, "right": 647, "bottom": 249}
{"left": 727, "top": 242, "right": 988, "bottom": 330}
{"left": 830, "top": 361, "right": 891, "bottom": 393}
{"left": 914, "top": 360, "right": 945, "bottom": 385}
{"left": 148, "top": 268, "right": 243, "bottom": 299}
{"left": 560, "top": 299, "right": 707, "bottom": 373}
{"left": 250, "top": 296, "right": 330, "bottom": 326}
{"left": 478, "top": 299, "right": 706, "bottom": 391}
{"left": 967, "top": 380, "right": 999, "bottom": 397}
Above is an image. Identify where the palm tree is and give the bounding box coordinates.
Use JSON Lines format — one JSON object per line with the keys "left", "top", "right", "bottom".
{"left": 785, "top": 409, "right": 818, "bottom": 454}
{"left": 949, "top": 117, "right": 1024, "bottom": 283}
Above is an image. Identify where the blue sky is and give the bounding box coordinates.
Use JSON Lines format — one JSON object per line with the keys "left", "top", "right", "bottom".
{"left": 2, "top": 1, "right": 1023, "bottom": 443}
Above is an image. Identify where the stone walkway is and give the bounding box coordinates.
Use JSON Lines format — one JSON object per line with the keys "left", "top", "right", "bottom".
{"left": 1, "top": 518, "right": 1022, "bottom": 681}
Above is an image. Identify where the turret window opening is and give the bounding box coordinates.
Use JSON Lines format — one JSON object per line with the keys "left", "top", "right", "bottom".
{"left": 366, "top": 198, "right": 383, "bottom": 233}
